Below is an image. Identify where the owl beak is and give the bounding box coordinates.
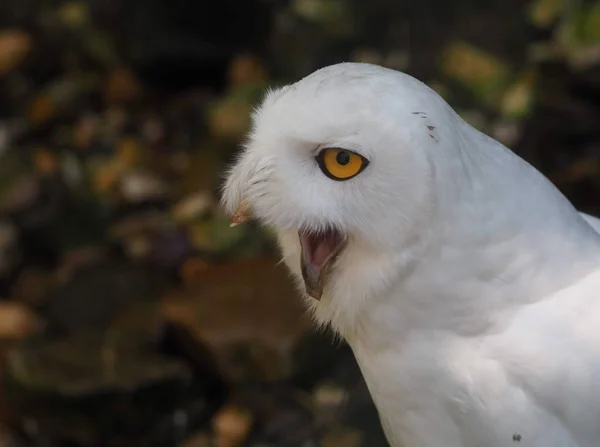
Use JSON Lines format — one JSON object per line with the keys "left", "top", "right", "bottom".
{"left": 230, "top": 198, "right": 252, "bottom": 227}
{"left": 299, "top": 229, "right": 347, "bottom": 300}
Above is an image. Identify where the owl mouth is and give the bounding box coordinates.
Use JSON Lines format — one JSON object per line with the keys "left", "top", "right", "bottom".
{"left": 298, "top": 228, "right": 347, "bottom": 300}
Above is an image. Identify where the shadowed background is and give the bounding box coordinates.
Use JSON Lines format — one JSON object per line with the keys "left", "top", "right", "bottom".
{"left": 0, "top": 0, "right": 598, "bottom": 445}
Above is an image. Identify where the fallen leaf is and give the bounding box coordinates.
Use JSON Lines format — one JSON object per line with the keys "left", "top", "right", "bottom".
{"left": 28, "top": 94, "right": 55, "bottom": 125}
{"left": 0, "top": 30, "right": 32, "bottom": 75}
{"left": 34, "top": 148, "right": 59, "bottom": 176}
{"left": 212, "top": 405, "right": 253, "bottom": 447}
{"left": 105, "top": 67, "right": 142, "bottom": 104}
{"left": 0, "top": 302, "right": 39, "bottom": 340}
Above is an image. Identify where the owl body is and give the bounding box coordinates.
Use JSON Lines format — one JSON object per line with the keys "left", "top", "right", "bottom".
{"left": 222, "top": 63, "right": 600, "bottom": 447}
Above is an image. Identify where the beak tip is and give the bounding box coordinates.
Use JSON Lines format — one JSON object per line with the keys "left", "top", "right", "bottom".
{"left": 303, "top": 283, "right": 323, "bottom": 301}
{"left": 230, "top": 198, "right": 252, "bottom": 227}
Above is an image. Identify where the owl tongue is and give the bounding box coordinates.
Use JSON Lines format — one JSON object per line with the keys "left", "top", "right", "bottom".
{"left": 298, "top": 229, "right": 346, "bottom": 300}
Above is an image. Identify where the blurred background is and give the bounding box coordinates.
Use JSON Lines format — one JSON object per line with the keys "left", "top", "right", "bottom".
{"left": 0, "top": 0, "right": 598, "bottom": 445}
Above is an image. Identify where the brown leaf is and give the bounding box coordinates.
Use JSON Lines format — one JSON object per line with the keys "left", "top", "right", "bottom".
{"left": 212, "top": 405, "right": 253, "bottom": 447}
{"left": 0, "top": 30, "right": 32, "bottom": 75}
{"left": 28, "top": 94, "right": 55, "bottom": 125}
{"left": 0, "top": 302, "right": 39, "bottom": 340}
{"left": 34, "top": 148, "right": 59, "bottom": 176}
{"left": 105, "top": 67, "right": 142, "bottom": 104}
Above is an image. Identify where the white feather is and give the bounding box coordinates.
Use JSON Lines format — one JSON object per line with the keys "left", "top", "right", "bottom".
{"left": 221, "top": 62, "right": 600, "bottom": 447}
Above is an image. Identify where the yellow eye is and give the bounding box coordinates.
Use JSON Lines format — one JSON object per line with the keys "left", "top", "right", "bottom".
{"left": 316, "top": 148, "right": 369, "bottom": 181}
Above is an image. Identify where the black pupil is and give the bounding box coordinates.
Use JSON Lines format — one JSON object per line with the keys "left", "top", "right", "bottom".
{"left": 336, "top": 151, "right": 351, "bottom": 165}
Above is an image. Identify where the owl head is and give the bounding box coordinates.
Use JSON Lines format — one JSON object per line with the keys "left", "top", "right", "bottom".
{"left": 221, "top": 62, "right": 464, "bottom": 331}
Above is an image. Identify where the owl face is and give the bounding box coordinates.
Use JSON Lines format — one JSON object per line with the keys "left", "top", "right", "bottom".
{"left": 222, "top": 62, "right": 454, "bottom": 306}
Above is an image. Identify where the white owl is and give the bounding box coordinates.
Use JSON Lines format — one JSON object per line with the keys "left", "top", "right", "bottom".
{"left": 221, "top": 62, "right": 600, "bottom": 447}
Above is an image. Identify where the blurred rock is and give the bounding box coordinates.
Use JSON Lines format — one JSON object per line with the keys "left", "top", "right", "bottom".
{"left": 3, "top": 332, "right": 224, "bottom": 447}
{"left": 163, "top": 258, "right": 336, "bottom": 384}
{"left": 0, "top": 30, "right": 32, "bottom": 75}
{"left": 41, "top": 261, "right": 165, "bottom": 337}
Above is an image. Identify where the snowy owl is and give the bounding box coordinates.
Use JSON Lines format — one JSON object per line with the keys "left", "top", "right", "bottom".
{"left": 221, "top": 62, "right": 600, "bottom": 447}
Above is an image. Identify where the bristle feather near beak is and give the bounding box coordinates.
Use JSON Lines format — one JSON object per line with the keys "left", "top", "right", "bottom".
{"left": 230, "top": 198, "right": 252, "bottom": 227}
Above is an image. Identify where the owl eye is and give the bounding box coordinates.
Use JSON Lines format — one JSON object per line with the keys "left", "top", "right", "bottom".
{"left": 316, "top": 148, "right": 369, "bottom": 181}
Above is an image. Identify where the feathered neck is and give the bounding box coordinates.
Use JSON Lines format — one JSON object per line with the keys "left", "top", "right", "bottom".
{"left": 342, "top": 116, "right": 600, "bottom": 349}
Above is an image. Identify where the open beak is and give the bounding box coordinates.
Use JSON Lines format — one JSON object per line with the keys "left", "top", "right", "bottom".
{"left": 230, "top": 198, "right": 346, "bottom": 300}
{"left": 298, "top": 228, "right": 347, "bottom": 300}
